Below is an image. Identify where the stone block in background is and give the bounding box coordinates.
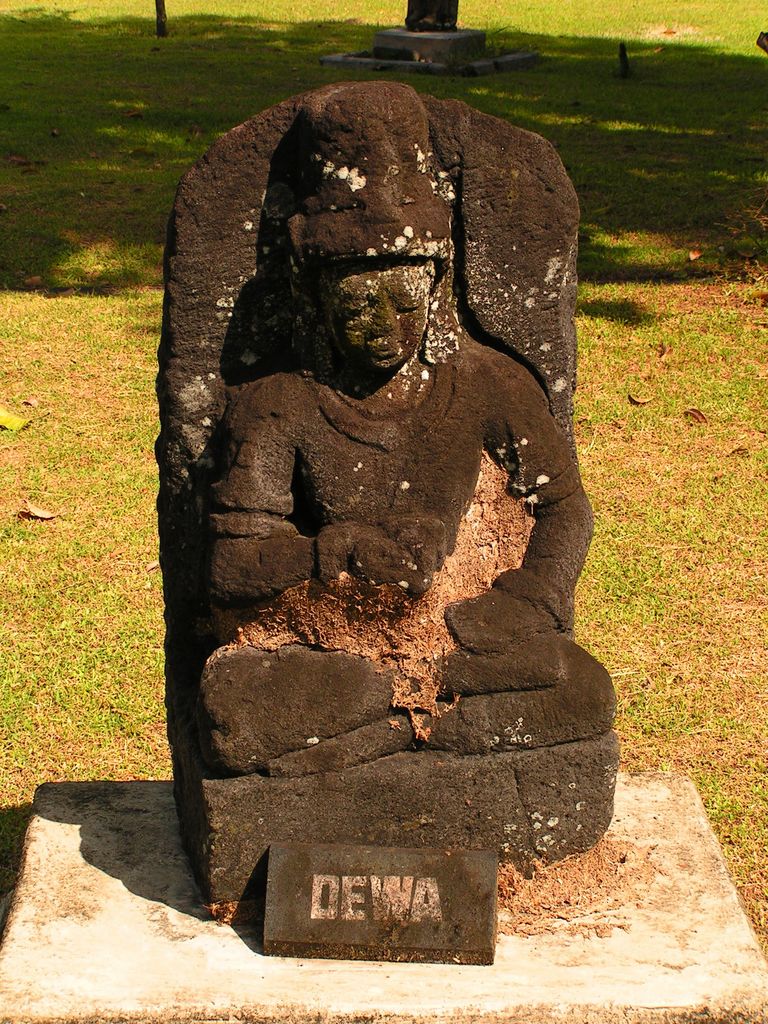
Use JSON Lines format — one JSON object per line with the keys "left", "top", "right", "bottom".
{"left": 372, "top": 27, "right": 486, "bottom": 62}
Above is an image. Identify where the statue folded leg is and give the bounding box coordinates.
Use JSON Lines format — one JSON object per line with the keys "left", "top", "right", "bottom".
{"left": 197, "top": 645, "right": 402, "bottom": 776}
{"left": 429, "top": 634, "right": 616, "bottom": 754}
{"left": 234, "top": 630, "right": 614, "bottom": 774}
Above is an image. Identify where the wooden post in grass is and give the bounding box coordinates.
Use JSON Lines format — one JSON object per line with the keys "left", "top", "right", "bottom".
{"left": 155, "top": 0, "right": 168, "bottom": 38}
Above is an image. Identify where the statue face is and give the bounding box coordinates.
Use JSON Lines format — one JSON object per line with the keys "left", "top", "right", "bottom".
{"left": 319, "top": 263, "right": 434, "bottom": 375}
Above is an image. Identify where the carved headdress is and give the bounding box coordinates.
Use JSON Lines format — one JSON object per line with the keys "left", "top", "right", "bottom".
{"left": 287, "top": 83, "right": 452, "bottom": 265}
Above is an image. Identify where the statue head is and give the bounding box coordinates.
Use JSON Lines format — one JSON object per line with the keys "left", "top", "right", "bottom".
{"left": 317, "top": 260, "right": 435, "bottom": 377}
{"left": 287, "top": 82, "right": 453, "bottom": 265}
{"left": 283, "top": 83, "right": 458, "bottom": 388}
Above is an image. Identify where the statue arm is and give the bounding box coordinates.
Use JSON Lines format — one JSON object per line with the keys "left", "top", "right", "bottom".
{"left": 446, "top": 360, "right": 590, "bottom": 653}
{"left": 208, "top": 389, "right": 315, "bottom": 605}
{"left": 493, "top": 415, "right": 592, "bottom": 635}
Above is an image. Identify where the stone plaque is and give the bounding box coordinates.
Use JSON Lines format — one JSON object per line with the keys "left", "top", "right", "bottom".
{"left": 264, "top": 842, "right": 498, "bottom": 964}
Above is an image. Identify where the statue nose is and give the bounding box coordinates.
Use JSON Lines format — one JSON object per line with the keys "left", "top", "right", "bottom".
{"left": 368, "top": 295, "right": 399, "bottom": 338}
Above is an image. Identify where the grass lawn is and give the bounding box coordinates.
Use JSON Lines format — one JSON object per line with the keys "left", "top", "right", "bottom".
{"left": 1, "top": 0, "right": 766, "bottom": 945}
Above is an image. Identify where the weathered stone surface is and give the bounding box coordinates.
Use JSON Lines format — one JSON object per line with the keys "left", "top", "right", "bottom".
{"left": 267, "top": 717, "right": 412, "bottom": 778}
{"left": 318, "top": 51, "right": 539, "bottom": 75}
{"left": 174, "top": 731, "right": 617, "bottom": 903}
{"left": 440, "top": 633, "right": 581, "bottom": 695}
{"left": 2, "top": 774, "right": 767, "bottom": 1024}
{"left": 428, "top": 644, "right": 616, "bottom": 755}
{"left": 493, "top": 51, "right": 539, "bottom": 71}
{"left": 468, "top": 58, "right": 497, "bottom": 76}
{"left": 263, "top": 843, "right": 498, "bottom": 964}
{"left": 197, "top": 645, "right": 395, "bottom": 775}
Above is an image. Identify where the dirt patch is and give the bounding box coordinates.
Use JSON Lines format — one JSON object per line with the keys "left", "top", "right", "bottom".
{"left": 643, "top": 24, "right": 704, "bottom": 40}
{"left": 498, "top": 837, "right": 658, "bottom": 939}
{"left": 207, "top": 837, "right": 659, "bottom": 939}
{"left": 214, "top": 453, "right": 532, "bottom": 737}
{"left": 208, "top": 899, "right": 261, "bottom": 927}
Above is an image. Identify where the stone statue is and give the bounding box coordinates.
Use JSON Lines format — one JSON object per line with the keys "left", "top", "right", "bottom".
{"left": 158, "top": 82, "right": 618, "bottom": 906}
{"left": 405, "top": 0, "right": 458, "bottom": 31}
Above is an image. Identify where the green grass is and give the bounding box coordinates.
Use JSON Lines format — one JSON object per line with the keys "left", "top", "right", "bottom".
{"left": 0, "top": 2, "right": 765, "bottom": 290}
{"left": 1, "top": 0, "right": 766, "bottom": 946}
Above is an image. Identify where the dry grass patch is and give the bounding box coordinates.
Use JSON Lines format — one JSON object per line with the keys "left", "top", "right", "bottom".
{"left": 575, "top": 280, "right": 768, "bottom": 948}
{"left": 0, "top": 290, "right": 168, "bottom": 892}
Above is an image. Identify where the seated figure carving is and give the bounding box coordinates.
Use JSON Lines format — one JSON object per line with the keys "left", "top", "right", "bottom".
{"left": 197, "top": 88, "right": 614, "bottom": 786}
{"left": 158, "top": 81, "right": 619, "bottom": 903}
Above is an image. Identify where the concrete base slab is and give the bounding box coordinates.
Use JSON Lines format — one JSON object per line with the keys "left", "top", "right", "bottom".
{"left": 1, "top": 774, "right": 767, "bottom": 1023}
{"left": 319, "top": 50, "right": 538, "bottom": 76}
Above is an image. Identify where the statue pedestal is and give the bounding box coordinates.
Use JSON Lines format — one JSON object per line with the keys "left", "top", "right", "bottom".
{"left": 372, "top": 28, "right": 486, "bottom": 63}
{"left": 320, "top": 30, "right": 538, "bottom": 75}
{"left": 2, "top": 774, "right": 767, "bottom": 1023}
{"left": 173, "top": 732, "right": 618, "bottom": 904}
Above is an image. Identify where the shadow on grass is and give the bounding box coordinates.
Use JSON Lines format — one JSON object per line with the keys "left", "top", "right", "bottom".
{"left": 0, "top": 11, "right": 766, "bottom": 290}
{"left": 0, "top": 803, "right": 32, "bottom": 895}
{"left": 577, "top": 297, "right": 655, "bottom": 325}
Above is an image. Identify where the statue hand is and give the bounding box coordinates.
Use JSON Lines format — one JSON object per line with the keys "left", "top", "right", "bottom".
{"left": 350, "top": 515, "right": 447, "bottom": 594}
{"left": 317, "top": 523, "right": 414, "bottom": 589}
{"left": 381, "top": 515, "right": 447, "bottom": 579}
{"left": 316, "top": 522, "right": 359, "bottom": 582}
{"left": 209, "top": 533, "right": 315, "bottom": 604}
{"left": 316, "top": 518, "right": 446, "bottom": 596}
{"left": 440, "top": 633, "right": 567, "bottom": 696}
{"left": 444, "top": 570, "right": 561, "bottom": 655}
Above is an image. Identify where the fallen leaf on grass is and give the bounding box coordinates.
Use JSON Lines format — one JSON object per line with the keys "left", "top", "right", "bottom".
{"left": 18, "top": 500, "right": 57, "bottom": 521}
{"left": 21, "top": 398, "right": 39, "bottom": 408}
{"left": 146, "top": 560, "right": 160, "bottom": 572}
{"left": 688, "top": 249, "right": 702, "bottom": 261}
{"left": 628, "top": 393, "right": 653, "bottom": 406}
{"left": 123, "top": 109, "right": 144, "bottom": 119}
{"left": 684, "top": 408, "right": 708, "bottom": 424}
{"left": 0, "top": 405, "right": 28, "bottom": 430}
{"left": 23, "top": 275, "right": 43, "bottom": 289}
{"left": 727, "top": 446, "right": 749, "bottom": 457}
